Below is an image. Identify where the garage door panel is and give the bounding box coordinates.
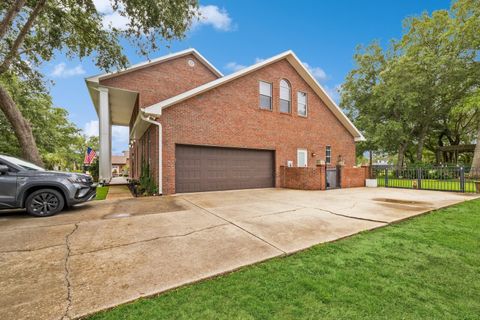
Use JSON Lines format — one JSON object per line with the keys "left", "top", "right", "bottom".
{"left": 175, "top": 145, "right": 274, "bottom": 193}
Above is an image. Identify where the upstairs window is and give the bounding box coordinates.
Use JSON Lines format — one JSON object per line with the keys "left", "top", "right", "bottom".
{"left": 297, "top": 92, "right": 307, "bottom": 116}
{"left": 326, "top": 146, "right": 332, "bottom": 164}
{"left": 259, "top": 81, "right": 272, "bottom": 110}
{"left": 280, "top": 79, "right": 291, "bottom": 113}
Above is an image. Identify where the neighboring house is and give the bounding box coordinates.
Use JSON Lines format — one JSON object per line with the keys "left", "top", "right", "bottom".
{"left": 86, "top": 49, "right": 364, "bottom": 194}
{"left": 111, "top": 151, "right": 129, "bottom": 176}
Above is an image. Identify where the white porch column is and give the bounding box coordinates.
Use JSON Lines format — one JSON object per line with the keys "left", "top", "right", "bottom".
{"left": 98, "top": 87, "right": 112, "bottom": 184}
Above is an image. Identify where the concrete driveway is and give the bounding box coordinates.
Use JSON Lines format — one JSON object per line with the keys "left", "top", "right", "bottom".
{"left": 0, "top": 187, "right": 476, "bottom": 319}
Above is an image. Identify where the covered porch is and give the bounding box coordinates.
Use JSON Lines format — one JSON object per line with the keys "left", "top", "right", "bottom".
{"left": 85, "top": 79, "right": 138, "bottom": 184}
{"left": 85, "top": 78, "right": 162, "bottom": 191}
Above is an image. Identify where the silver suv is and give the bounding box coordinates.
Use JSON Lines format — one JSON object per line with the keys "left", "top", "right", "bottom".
{"left": 0, "top": 154, "right": 97, "bottom": 217}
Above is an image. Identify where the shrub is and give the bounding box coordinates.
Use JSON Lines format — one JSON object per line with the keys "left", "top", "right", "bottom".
{"left": 138, "top": 161, "right": 158, "bottom": 196}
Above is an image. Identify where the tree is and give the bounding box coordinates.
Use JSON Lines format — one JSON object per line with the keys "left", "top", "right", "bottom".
{"left": 0, "top": 73, "right": 88, "bottom": 170}
{"left": 342, "top": 0, "right": 480, "bottom": 168}
{"left": 452, "top": 0, "right": 480, "bottom": 170}
{"left": 0, "top": 0, "right": 199, "bottom": 166}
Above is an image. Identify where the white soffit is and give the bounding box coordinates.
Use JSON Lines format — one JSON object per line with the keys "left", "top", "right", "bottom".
{"left": 144, "top": 50, "right": 365, "bottom": 141}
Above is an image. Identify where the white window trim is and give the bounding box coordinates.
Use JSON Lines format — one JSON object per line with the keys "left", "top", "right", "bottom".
{"left": 297, "top": 148, "right": 308, "bottom": 167}
{"left": 280, "top": 79, "right": 292, "bottom": 113}
{"left": 297, "top": 91, "right": 308, "bottom": 117}
{"left": 259, "top": 80, "right": 273, "bottom": 110}
{"left": 326, "top": 145, "right": 331, "bottom": 164}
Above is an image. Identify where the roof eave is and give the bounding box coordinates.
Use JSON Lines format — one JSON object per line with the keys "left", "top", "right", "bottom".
{"left": 84, "top": 48, "right": 223, "bottom": 84}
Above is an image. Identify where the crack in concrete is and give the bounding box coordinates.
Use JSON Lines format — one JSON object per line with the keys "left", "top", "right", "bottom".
{"left": 245, "top": 197, "right": 387, "bottom": 224}
{"left": 0, "top": 243, "right": 64, "bottom": 254}
{"left": 70, "top": 223, "right": 229, "bottom": 257}
{"left": 313, "top": 207, "right": 388, "bottom": 224}
{"left": 61, "top": 223, "right": 78, "bottom": 320}
{"left": 245, "top": 207, "right": 305, "bottom": 219}
{"left": 181, "top": 197, "right": 287, "bottom": 255}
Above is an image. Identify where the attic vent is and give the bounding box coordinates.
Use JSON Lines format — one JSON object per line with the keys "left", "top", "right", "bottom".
{"left": 187, "top": 59, "right": 195, "bottom": 67}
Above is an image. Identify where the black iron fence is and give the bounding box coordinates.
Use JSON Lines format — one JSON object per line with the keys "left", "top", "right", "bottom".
{"left": 371, "top": 166, "right": 480, "bottom": 193}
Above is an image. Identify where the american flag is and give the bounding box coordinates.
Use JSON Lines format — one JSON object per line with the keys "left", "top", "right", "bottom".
{"left": 84, "top": 147, "right": 96, "bottom": 165}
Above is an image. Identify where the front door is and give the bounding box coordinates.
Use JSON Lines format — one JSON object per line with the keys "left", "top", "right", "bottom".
{"left": 0, "top": 163, "right": 18, "bottom": 208}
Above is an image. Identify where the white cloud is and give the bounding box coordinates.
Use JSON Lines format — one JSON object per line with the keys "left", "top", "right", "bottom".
{"left": 84, "top": 120, "right": 99, "bottom": 137}
{"left": 112, "top": 126, "right": 129, "bottom": 154}
{"left": 323, "top": 84, "right": 342, "bottom": 104}
{"left": 50, "top": 63, "right": 85, "bottom": 78}
{"left": 83, "top": 120, "right": 129, "bottom": 154}
{"left": 101, "top": 11, "right": 130, "bottom": 30}
{"left": 302, "top": 62, "right": 327, "bottom": 82}
{"left": 96, "top": 3, "right": 233, "bottom": 32}
{"left": 224, "top": 61, "right": 247, "bottom": 72}
{"left": 93, "top": 0, "right": 112, "bottom": 13}
{"left": 194, "top": 5, "right": 233, "bottom": 31}
{"left": 93, "top": 0, "right": 130, "bottom": 30}
{"left": 224, "top": 57, "right": 266, "bottom": 74}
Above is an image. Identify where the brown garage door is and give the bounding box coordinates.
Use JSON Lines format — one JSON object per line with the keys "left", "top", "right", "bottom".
{"left": 175, "top": 145, "right": 275, "bottom": 193}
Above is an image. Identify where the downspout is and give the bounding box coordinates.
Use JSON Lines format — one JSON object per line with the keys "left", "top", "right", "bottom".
{"left": 140, "top": 108, "right": 162, "bottom": 195}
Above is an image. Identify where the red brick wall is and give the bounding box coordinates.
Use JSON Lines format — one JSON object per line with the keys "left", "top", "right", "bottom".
{"left": 280, "top": 166, "right": 326, "bottom": 190}
{"left": 341, "top": 166, "right": 368, "bottom": 188}
{"left": 102, "top": 54, "right": 219, "bottom": 182}
{"left": 159, "top": 59, "right": 357, "bottom": 194}
{"left": 100, "top": 53, "right": 219, "bottom": 109}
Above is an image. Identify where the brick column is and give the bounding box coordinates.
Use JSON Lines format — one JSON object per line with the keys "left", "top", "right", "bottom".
{"left": 317, "top": 160, "right": 326, "bottom": 190}
{"left": 362, "top": 164, "right": 372, "bottom": 183}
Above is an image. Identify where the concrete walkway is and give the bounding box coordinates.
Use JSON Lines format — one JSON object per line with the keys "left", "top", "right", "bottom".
{"left": 109, "top": 176, "right": 128, "bottom": 185}
{"left": 105, "top": 185, "right": 133, "bottom": 200}
{"left": 0, "top": 188, "right": 476, "bottom": 319}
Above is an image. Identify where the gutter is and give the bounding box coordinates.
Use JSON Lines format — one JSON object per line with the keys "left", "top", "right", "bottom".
{"left": 139, "top": 108, "right": 163, "bottom": 195}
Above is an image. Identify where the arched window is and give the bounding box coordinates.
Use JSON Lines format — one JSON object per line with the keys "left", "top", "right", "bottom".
{"left": 280, "top": 79, "right": 291, "bottom": 113}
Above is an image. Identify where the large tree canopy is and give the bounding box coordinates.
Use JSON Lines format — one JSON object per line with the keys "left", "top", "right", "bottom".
{"left": 0, "top": 73, "right": 93, "bottom": 170}
{"left": 342, "top": 0, "right": 480, "bottom": 168}
{"left": 0, "top": 0, "right": 199, "bottom": 166}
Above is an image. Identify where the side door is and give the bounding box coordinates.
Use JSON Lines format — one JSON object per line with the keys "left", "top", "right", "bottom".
{"left": 0, "top": 160, "right": 18, "bottom": 208}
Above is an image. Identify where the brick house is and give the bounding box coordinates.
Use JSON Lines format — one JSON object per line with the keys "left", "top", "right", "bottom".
{"left": 111, "top": 151, "right": 129, "bottom": 176}
{"left": 86, "top": 49, "right": 365, "bottom": 194}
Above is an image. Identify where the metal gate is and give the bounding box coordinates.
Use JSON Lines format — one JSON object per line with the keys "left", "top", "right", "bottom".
{"left": 326, "top": 168, "right": 339, "bottom": 189}
{"left": 372, "top": 165, "right": 480, "bottom": 193}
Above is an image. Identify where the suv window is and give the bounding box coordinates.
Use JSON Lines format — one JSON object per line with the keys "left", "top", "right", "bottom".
{"left": 0, "top": 160, "right": 17, "bottom": 173}
{"left": 0, "top": 155, "right": 44, "bottom": 171}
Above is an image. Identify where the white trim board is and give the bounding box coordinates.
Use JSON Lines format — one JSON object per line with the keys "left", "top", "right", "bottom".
{"left": 143, "top": 50, "right": 365, "bottom": 142}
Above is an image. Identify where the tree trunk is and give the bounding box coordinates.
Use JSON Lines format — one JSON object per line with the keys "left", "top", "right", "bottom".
{"left": 0, "top": 84, "right": 43, "bottom": 166}
{"left": 368, "top": 150, "right": 373, "bottom": 179}
{"left": 397, "top": 143, "right": 407, "bottom": 170}
{"left": 471, "top": 121, "right": 480, "bottom": 178}
{"left": 0, "top": 0, "right": 26, "bottom": 40}
{"left": 416, "top": 126, "right": 428, "bottom": 162}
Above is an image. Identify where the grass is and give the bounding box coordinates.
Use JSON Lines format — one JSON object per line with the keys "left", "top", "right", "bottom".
{"left": 95, "top": 186, "right": 109, "bottom": 200}
{"left": 88, "top": 199, "right": 480, "bottom": 320}
{"left": 377, "top": 178, "right": 478, "bottom": 192}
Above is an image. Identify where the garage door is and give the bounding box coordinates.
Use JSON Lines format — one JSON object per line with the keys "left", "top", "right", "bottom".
{"left": 175, "top": 145, "right": 275, "bottom": 193}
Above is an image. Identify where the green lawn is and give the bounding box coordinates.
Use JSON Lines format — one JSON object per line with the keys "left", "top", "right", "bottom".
{"left": 377, "top": 177, "right": 478, "bottom": 192}
{"left": 89, "top": 199, "right": 480, "bottom": 320}
{"left": 95, "top": 186, "right": 109, "bottom": 200}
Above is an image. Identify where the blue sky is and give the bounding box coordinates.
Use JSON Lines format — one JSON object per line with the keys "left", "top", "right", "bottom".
{"left": 44, "top": 0, "right": 451, "bottom": 154}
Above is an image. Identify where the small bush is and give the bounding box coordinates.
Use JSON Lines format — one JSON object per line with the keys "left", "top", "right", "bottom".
{"left": 137, "top": 162, "right": 158, "bottom": 196}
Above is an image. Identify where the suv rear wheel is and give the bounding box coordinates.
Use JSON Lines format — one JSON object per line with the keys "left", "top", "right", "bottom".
{"left": 25, "top": 189, "right": 65, "bottom": 217}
